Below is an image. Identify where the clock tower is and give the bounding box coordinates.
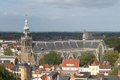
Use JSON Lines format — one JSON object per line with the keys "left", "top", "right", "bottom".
{"left": 20, "top": 16, "right": 32, "bottom": 63}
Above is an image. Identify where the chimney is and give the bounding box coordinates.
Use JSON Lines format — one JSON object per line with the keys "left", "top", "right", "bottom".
{"left": 118, "top": 70, "right": 120, "bottom": 76}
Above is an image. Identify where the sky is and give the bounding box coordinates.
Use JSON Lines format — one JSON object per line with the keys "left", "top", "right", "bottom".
{"left": 0, "top": 0, "right": 120, "bottom": 32}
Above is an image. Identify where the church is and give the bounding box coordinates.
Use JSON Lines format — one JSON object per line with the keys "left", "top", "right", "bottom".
{"left": 20, "top": 18, "right": 107, "bottom": 66}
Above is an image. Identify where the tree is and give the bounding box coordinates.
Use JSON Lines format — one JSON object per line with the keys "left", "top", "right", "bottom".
{"left": 3, "top": 47, "right": 13, "bottom": 56}
{"left": 43, "top": 51, "right": 61, "bottom": 65}
{"left": 11, "top": 45, "right": 14, "bottom": 48}
{"left": 110, "top": 66, "right": 120, "bottom": 75}
{"left": 0, "top": 65, "right": 13, "bottom": 80}
{"left": 114, "top": 44, "right": 120, "bottom": 53}
{"left": 100, "top": 53, "right": 109, "bottom": 64}
{"left": 107, "top": 50, "right": 118, "bottom": 66}
{"left": 80, "top": 52, "right": 96, "bottom": 66}
{"left": 75, "top": 34, "right": 82, "bottom": 40}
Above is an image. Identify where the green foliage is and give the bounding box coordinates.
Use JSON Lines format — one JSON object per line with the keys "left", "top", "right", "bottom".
{"left": 75, "top": 34, "right": 82, "bottom": 40}
{"left": 0, "top": 65, "right": 13, "bottom": 80}
{"left": 100, "top": 53, "right": 109, "bottom": 64}
{"left": 114, "top": 44, "right": 120, "bottom": 53}
{"left": 11, "top": 45, "right": 14, "bottom": 48}
{"left": 104, "top": 36, "right": 120, "bottom": 48}
{"left": 107, "top": 50, "right": 118, "bottom": 66}
{"left": 110, "top": 66, "right": 120, "bottom": 75}
{"left": 43, "top": 51, "right": 61, "bottom": 65}
{"left": 80, "top": 52, "right": 96, "bottom": 66}
{"left": 3, "top": 47, "right": 13, "bottom": 56}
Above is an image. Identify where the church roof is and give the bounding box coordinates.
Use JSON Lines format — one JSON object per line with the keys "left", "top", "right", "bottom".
{"left": 32, "top": 40, "right": 106, "bottom": 52}
{"left": 33, "top": 53, "right": 41, "bottom": 62}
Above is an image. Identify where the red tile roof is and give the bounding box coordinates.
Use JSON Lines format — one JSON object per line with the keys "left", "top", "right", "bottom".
{"left": 71, "top": 73, "right": 77, "bottom": 79}
{"left": 43, "top": 64, "right": 50, "bottom": 68}
{"left": 35, "top": 68, "right": 42, "bottom": 74}
{"left": 0, "top": 63, "right": 15, "bottom": 69}
{"left": 92, "top": 59, "right": 99, "bottom": 66}
{"left": 62, "top": 59, "right": 79, "bottom": 67}
{"left": 99, "top": 61, "right": 110, "bottom": 69}
{"left": 16, "top": 56, "right": 20, "bottom": 60}
{"left": 41, "top": 74, "right": 47, "bottom": 80}
{"left": 54, "top": 65, "right": 58, "bottom": 69}
{"left": 50, "top": 64, "right": 53, "bottom": 68}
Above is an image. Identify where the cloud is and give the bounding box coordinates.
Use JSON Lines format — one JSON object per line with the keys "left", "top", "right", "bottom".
{"left": 37, "top": 0, "right": 119, "bottom": 8}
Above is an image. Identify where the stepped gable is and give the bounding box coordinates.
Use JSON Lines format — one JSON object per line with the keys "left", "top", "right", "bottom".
{"left": 92, "top": 59, "right": 99, "bottom": 66}
{"left": 99, "top": 61, "right": 110, "bottom": 69}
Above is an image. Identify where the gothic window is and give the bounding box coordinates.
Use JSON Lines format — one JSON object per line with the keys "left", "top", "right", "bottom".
{"left": 99, "top": 45, "right": 102, "bottom": 62}
{"left": 61, "top": 57, "right": 64, "bottom": 62}
{"left": 39, "top": 59, "right": 43, "bottom": 66}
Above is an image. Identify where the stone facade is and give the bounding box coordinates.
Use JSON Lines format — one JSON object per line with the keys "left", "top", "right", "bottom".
{"left": 20, "top": 19, "right": 107, "bottom": 66}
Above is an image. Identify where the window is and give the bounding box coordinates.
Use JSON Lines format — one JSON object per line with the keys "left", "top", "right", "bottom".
{"left": 19, "top": 69, "right": 21, "bottom": 72}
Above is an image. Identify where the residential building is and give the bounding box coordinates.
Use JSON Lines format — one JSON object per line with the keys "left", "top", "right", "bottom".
{"left": 11, "top": 62, "right": 32, "bottom": 80}
{"left": 61, "top": 59, "right": 79, "bottom": 75}
{"left": 99, "top": 61, "right": 111, "bottom": 76}
{"left": 89, "top": 59, "right": 99, "bottom": 75}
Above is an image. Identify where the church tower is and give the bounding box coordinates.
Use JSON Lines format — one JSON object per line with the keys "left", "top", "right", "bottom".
{"left": 20, "top": 16, "right": 32, "bottom": 63}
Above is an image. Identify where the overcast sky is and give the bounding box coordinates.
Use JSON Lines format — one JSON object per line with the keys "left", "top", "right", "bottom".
{"left": 0, "top": 0, "right": 120, "bottom": 32}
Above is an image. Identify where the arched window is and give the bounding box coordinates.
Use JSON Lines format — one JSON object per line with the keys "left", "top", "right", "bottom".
{"left": 99, "top": 45, "right": 102, "bottom": 62}
{"left": 39, "top": 59, "right": 43, "bottom": 66}
{"left": 61, "top": 57, "right": 64, "bottom": 63}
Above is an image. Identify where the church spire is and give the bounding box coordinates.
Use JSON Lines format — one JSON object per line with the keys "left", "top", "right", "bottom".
{"left": 23, "top": 15, "right": 29, "bottom": 37}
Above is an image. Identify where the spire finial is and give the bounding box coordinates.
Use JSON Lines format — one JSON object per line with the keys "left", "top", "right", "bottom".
{"left": 23, "top": 14, "right": 29, "bottom": 37}
{"left": 26, "top": 14, "right": 27, "bottom": 19}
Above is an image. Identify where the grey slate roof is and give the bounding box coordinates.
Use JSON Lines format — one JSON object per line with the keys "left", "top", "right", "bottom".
{"left": 76, "top": 72, "right": 90, "bottom": 78}
{"left": 48, "top": 71, "right": 58, "bottom": 76}
{"left": 30, "top": 64, "right": 38, "bottom": 71}
{"left": 33, "top": 53, "right": 41, "bottom": 62}
{"left": 72, "top": 51, "right": 79, "bottom": 58}
{"left": 0, "top": 60, "right": 10, "bottom": 63}
{"left": 11, "top": 63, "right": 29, "bottom": 71}
{"left": 32, "top": 40, "right": 106, "bottom": 52}
{"left": 58, "top": 75, "right": 70, "bottom": 80}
